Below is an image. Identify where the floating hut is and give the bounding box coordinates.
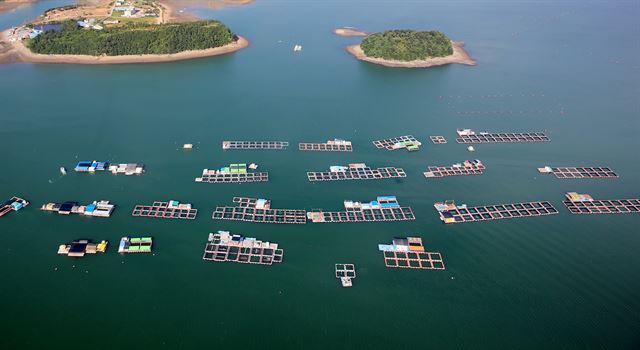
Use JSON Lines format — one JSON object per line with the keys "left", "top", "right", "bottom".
{"left": 424, "top": 160, "right": 485, "bottom": 178}
{"left": 212, "top": 197, "right": 307, "bottom": 224}
{"left": 563, "top": 192, "right": 639, "bottom": 214}
{"left": 74, "top": 160, "right": 109, "bottom": 172}
{"left": 335, "top": 264, "right": 356, "bottom": 287}
{"left": 372, "top": 135, "right": 421, "bottom": 151}
{"left": 195, "top": 163, "right": 268, "bottom": 183}
{"left": 0, "top": 196, "right": 29, "bottom": 218}
{"left": 132, "top": 200, "right": 197, "bottom": 220}
{"left": 41, "top": 200, "right": 115, "bottom": 217}
{"left": 434, "top": 199, "right": 558, "bottom": 224}
{"left": 307, "top": 196, "right": 415, "bottom": 223}
{"left": 222, "top": 141, "right": 289, "bottom": 150}
{"left": 378, "top": 237, "right": 445, "bottom": 270}
{"left": 118, "top": 237, "right": 153, "bottom": 253}
{"left": 203, "top": 231, "right": 283, "bottom": 265}
{"left": 307, "top": 163, "right": 406, "bottom": 181}
{"left": 299, "top": 139, "right": 353, "bottom": 152}
{"left": 537, "top": 166, "right": 618, "bottom": 179}
{"left": 455, "top": 129, "right": 550, "bottom": 144}
{"left": 58, "top": 239, "right": 108, "bottom": 257}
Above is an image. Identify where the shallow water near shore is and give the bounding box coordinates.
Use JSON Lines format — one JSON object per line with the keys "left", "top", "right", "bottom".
{"left": 1, "top": 1, "right": 639, "bottom": 349}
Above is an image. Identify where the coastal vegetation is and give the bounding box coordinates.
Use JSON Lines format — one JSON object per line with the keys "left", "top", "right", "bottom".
{"left": 28, "top": 20, "right": 236, "bottom": 56}
{"left": 361, "top": 29, "right": 453, "bottom": 61}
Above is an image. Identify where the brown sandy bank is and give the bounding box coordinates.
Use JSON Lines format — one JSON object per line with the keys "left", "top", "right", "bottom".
{"left": 346, "top": 41, "right": 476, "bottom": 68}
{"left": 334, "top": 27, "right": 368, "bottom": 37}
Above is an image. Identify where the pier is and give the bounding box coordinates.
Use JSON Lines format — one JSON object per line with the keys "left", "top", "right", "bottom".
{"left": 424, "top": 160, "right": 485, "bottom": 178}
{"left": 434, "top": 200, "right": 558, "bottom": 224}
{"left": 118, "top": 237, "right": 153, "bottom": 253}
{"left": 335, "top": 264, "right": 356, "bottom": 287}
{"left": 430, "top": 136, "right": 448, "bottom": 144}
{"left": 307, "top": 163, "right": 406, "bottom": 181}
{"left": 212, "top": 197, "right": 307, "bottom": 224}
{"left": 537, "top": 166, "right": 618, "bottom": 179}
{"left": 378, "top": 237, "right": 445, "bottom": 270}
{"left": 195, "top": 163, "right": 268, "bottom": 183}
{"left": 372, "top": 135, "right": 422, "bottom": 151}
{"left": 203, "top": 231, "right": 284, "bottom": 265}
{"left": 41, "top": 200, "right": 115, "bottom": 217}
{"left": 299, "top": 139, "right": 353, "bottom": 152}
{"left": 563, "top": 192, "right": 639, "bottom": 214}
{"left": 0, "top": 196, "right": 29, "bottom": 218}
{"left": 222, "top": 141, "right": 289, "bottom": 150}
{"left": 58, "top": 239, "right": 108, "bottom": 257}
{"left": 455, "top": 129, "right": 550, "bottom": 144}
{"left": 307, "top": 196, "right": 415, "bottom": 223}
{"left": 132, "top": 200, "right": 197, "bottom": 220}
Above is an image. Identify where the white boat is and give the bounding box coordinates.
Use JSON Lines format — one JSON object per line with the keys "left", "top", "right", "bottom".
{"left": 467, "top": 146, "right": 475, "bottom": 152}
{"left": 59, "top": 167, "right": 67, "bottom": 175}
{"left": 248, "top": 163, "right": 258, "bottom": 170}
{"left": 293, "top": 44, "right": 303, "bottom": 52}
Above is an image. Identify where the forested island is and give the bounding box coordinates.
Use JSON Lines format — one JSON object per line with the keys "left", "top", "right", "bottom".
{"left": 344, "top": 29, "right": 476, "bottom": 68}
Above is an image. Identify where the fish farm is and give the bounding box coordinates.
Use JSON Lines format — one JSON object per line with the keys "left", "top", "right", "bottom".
{"left": 202, "top": 231, "right": 284, "bottom": 265}
{"left": 74, "top": 160, "right": 109, "bottom": 172}
{"left": 307, "top": 163, "right": 406, "bottom": 182}
{"left": 335, "top": 264, "right": 356, "bottom": 287}
{"left": 537, "top": 166, "right": 618, "bottom": 179}
{"left": 430, "top": 136, "right": 448, "bottom": 144}
{"left": 307, "top": 196, "right": 415, "bottom": 223}
{"left": 212, "top": 197, "right": 307, "bottom": 224}
{"left": 434, "top": 200, "right": 558, "bottom": 224}
{"left": 299, "top": 139, "right": 353, "bottom": 152}
{"left": 424, "top": 160, "right": 485, "bottom": 178}
{"left": 118, "top": 237, "right": 153, "bottom": 253}
{"left": 455, "top": 129, "right": 550, "bottom": 144}
{"left": 563, "top": 192, "right": 640, "bottom": 214}
{"left": 57, "top": 239, "right": 108, "bottom": 257}
{"left": 378, "top": 237, "right": 445, "bottom": 270}
{"left": 132, "top": 200, "right": 197, "bottom": 220}
{"left": 222, "top": 141, "right": 289, "bottom": 150}
{"left": 195, "top": 163, "right": 268, "bottom": 183}
{"left": 40, "top": 200, "right": 115, "bottom": 217}
{"left": 372, "top": 135, "right": 422, "bottom": 151}
{"left": 0, "top": 196, "right": 29, "bottom": 218}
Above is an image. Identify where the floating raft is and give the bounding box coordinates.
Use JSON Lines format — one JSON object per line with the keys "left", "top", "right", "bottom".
{"left": 74, "top": 160, "right": 109, "bottom": 172}
{"left": 222, "top": 141, "right": 289, "bottom": 150}
{"left": 203, "top": 231, "right": 283, "bottom": 265}
{"left": 108, "top": 163, "right": 145, "bottom": 175}
{"left": 372, "top": 135, "right": 421, "bottom": 151}
{"left": 41, "top": 200, "right": 115, "bottom": 217}
{"left": 118, "top": 237, "right": 153, "bottom": 253}
{"left": 132, "top": 200, "right": 197, "bottom": 220}
{"left": 537, "top": 166, "right": 618, "bottom": 179}
{"left": 307, "top": 196, "right": 415, "bottom": 223}
{"left": 424, "top": 160, "right": 485, "bottom": 178}
{"left": 307, "top": 163, "right": 406, "bottom": 181}
{"left": 0, "top": 196, "right": 29, "bottom": 218}
{"left": 378, "top": 237, "right": 445, "bottom": 270}
{"left": 212, "top": 197, "right": 307, "bottom": 224}
{"left": 430, "top": 136, "right": 447, "bottom": 144}
{"left": 335, "top": 264, "right": 356, "bottom": 287}
{"left": 299, "top": 139, "right": 352, "bottom": 152}
{"left": 563, "top": 192, "right": 639, "bottom": 215}
{"left": 58, "top": 239, "right": 108, "bottom": 257}
{"left": 434, "top": 200, "right": 558, "bottom": 224}
{"left": 455, "top": 129, "right": 550, "bottom": 144}
{"left": 195, "top": 163, "right": 268, "bottom": 183}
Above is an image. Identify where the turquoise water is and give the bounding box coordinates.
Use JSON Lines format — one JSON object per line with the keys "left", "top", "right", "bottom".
{"left": 1, "top": 1, "right": 639, "bottom": 349}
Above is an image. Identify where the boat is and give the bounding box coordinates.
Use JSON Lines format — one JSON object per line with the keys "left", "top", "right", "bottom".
{"left": 59, "top": 167, "right": 67, "bottom": 175}
{"left": 249, "top": 163, "right": 258, "bottom": 169}
{"left": 340, "top": 277, "right": 352, "bottom": 287}
{"left": 293, "top": 44, "right": 303, "bottom": 52}
{"left": 467, "top": 146, "right": 475, "bottom": 152}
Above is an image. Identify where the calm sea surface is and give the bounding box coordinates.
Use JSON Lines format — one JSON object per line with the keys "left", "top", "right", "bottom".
{"left": 1, "top": 1, "right": 639, "bottom": 349}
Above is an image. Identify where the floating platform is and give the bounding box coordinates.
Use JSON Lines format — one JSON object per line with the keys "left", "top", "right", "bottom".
{"left": 41, "top": 200, "right": 115, "bottom": 217}
{"left": 132, "top": 200, "right": 197, "bottom": 220}
{"left": 203, "top": 231, "right": 283, "bottom": 265}
{"left": 108, "top": 163, "right": 145, "bottom": 175}
{"left": 307, "top": 163, "right": 406, "bottom": 181}
{"left": 58, "top": 239, "right": 108, "bottom": 257}
{"left": 455, "top": 129, "right": 550, "bottom": 144}
{"left": 212, "top": 197, "right": 307, "bottom": 224}
{"left": 74, "top": 160, "right": 109, "bottom": 172}
{"left": 434, "top": 200, "right": 558, "bottom": 224}
{"left": 563, "top": 192, "right": 639, "bottom": 215}
{"left": 424, "top": 160, "right": 485, "bottom": 178}
{"left": 118, "top": 237, "right": 153, "bottom": 253}
{"left": 222, "top": 141, "right": 289, "bottom": 150}
{"left": 430, "top": 136, "right": 447, "bottom": 144}
{"left": 372, "top": 135, "right": 422, "bottom": 151}
{"left": 537, "top": 166, "right": 618, "bottom": 179}
{"left": 0, "top": 196, "right": 29, "bottom": 218}
{"left": 378, "top": 237, "right": 445, "bottom": 270}
{"left": 335, "top": 264, "right": 356, "bottom": 287}
{"left": 307, "top": 196, "right": 415, "bottom": 223}
{"left": 299, "top": 139, "right": 352, "bottom": 152}
{"left": 195, "top": 163, "right": 268, "bottom": 183}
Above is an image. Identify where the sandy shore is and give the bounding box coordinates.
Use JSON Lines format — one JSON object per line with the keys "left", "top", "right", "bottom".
{"left": 0, "top": 32, "right": 249, "bottom": 64}
{"left": 334, "top": 27, "right": 368, "bottom": 37}
{"left": 346, "top": 41, "right": 476, "bottom": 68}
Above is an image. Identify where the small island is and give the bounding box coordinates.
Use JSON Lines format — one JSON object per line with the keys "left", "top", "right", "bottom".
{"left": 345, "top": 29, "right": 476, "bottom": 68}
{"left": 0, "top": 0, "right": 248, "bottom": 64}
{"left": 334, "top": 27, "right": 368, "bottom": 37}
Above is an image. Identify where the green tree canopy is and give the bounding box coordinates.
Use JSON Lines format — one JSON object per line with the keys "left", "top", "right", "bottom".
{"left": 361, "top": 29, "right": 453, "bottom": 61}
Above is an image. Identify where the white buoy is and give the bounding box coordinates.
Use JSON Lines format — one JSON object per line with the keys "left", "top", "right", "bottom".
{"left": 467, "top": 146, "right": 475, "bottom": 152}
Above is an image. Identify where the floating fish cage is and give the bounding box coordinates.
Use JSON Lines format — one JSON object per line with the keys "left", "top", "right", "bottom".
{"left": 307, "top": 196, "right": 415, "bottom": 223}
{"left": 372, "top": 135, "right": 421, "bottom": 151}
{"left": 563, "top": 192, "right": 639, "bottom": 214}
{"left": 455, "top": 129, "right": 549, "bottom": 144}
{"left": 434, "top": 200, "right": 558, "bottom": 224}
{"left": 378, "top": 237, "right": 445, "bottom": 270}
{"left": 299, "top": 139, "right": 353, "bottom": 152}
{"left": 40, "top": 200, "right": 115, "bottom": 217}
{"left": 539, "top": 166, "right": 618, "bottom": 179}
{"left": 118, "top": 237, "right": 153, "bottom": 253}
{"left": 212, "top": 197, "right": 307, "bottom": 224}
{"left": 203, "top": 231, "right": 283, "bottom": 265}
{"left": 132, "top": 200, "right": 197, "bottom": 220}
{"left": 430, "top": 136, "right": 448, "bottom": 144}
{"left": 424, "top": 160, "right": 485, "bottom": 178}
{"left": 195, "top": 163, "right": 268, "bottom": 183}
{"left": 307, "top": 163, "right": 406, "bottom": 181}
{"left": 222, "top": 141, "right": 289, "bottom": 150}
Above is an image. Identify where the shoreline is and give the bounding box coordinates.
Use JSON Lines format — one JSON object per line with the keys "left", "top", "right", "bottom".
{"left": 346, "top": 41, "right": 476, "bottom": 68}
{"left": 0, "top": 31, "right": 249, "bottom": 64}
{"left": 0, "top": 0, "right": 35, "bottom": 14}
